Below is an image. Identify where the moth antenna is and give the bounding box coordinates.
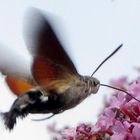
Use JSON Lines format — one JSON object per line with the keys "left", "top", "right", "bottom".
{"left": 31, "top": 114, "right": 55, "bottom": 121}
{"left": 100, "top": 83, "right": 140, "bottom": 103}
{"left": 91, "top": 44, "right": 123, "bottom": 77}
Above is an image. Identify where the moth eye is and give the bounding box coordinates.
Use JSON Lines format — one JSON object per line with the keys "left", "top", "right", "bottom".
{"left": 93, "top": 81, "right": 97, "bottom": 86}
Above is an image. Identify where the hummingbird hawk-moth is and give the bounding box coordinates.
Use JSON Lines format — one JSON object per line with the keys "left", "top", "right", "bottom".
{"left": 0, "top": 8, "right": 135, "bottom": 130}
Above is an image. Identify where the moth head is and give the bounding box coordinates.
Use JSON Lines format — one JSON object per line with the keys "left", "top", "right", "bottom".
{"left": 81, "top": 76, "right": 100, "bottom": 94}
{"left": 91, "top": 77, "right": 100, "bottom": 93}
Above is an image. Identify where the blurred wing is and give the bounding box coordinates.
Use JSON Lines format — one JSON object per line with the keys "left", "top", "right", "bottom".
{"left": 0, "top": 44, "right": 33, "bottom": 83}
{"left": 6, "top": 76, "right": 36, "bottom": 96}
{"left": 0, "top": 44, "right": 36, "bottom": 96}
{"left": 24, "top": 8, "right": 78, "bottom": 75}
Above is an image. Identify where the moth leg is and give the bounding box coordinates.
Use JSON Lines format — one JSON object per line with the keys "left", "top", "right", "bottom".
{"left": 31, "top": 113, "right": 55, "bottom": 121}
{"left": 31, "top": 108, "right": 65, "bottom": 121}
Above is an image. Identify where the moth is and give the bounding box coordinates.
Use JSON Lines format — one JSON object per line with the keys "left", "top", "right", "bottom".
{"left": 0, "top": 8, "right": 138, "bottom": 130}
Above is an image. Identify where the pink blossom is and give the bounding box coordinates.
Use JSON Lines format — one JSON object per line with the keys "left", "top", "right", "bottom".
{"left": 128, "top": 81, "right": 140, "bottom": 98}
{"left": 108, "top": 92, "right": 126, "bottom": 109}
{"left": 132, "top": 124, "right": 140, "bottom": 139}
{"left": 110, "top": 76, "right": 128, "bottom": 89}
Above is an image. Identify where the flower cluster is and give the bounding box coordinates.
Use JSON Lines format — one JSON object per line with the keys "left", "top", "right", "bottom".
{"left": 48, "top": 76, "right": 140, "bottom": 140}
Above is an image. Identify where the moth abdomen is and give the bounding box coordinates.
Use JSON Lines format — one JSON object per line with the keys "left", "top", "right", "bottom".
{"left": 1, "top": 105, "right": 29, "bottom": 130}
{"left": 1, "top": 89, "right": 67, "bottom": 130}
{"left": 1, "top": 112, "right": 16, "bottom": 130}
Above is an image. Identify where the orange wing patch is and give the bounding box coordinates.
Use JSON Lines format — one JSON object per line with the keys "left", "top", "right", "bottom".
{"left": 6, "top": 77, "right": 35, "bottom": 96}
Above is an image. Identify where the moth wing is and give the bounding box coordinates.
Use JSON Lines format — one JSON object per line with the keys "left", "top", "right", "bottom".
{"left": 24, "top": 8, "right": 78, "bottom": 76}
{"left": 32, "top": 57, "right": 79, "bottom": 93}
{"left": 0, "top": 43, "right": 33, "bottom": 83}
{"left": 6, "top": 76, "right": 36, "bottom": 96}
{"left": 0, "top": 44, "right": 36, "bottom": 96}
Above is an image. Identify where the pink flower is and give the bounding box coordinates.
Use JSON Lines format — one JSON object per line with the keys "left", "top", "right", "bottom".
{"left": 128, "top": 81, "right": 140, "bottom": 98}
{"left": 110, "top": 76, "right": 128, "bottom": 89}
{"left": 111, "top": 121, "right": 131, "bottom": 140}
{"left": 132, "top": 124, "right": 140, "bottom": 139}
{"left": 93, "top": 108, "right": 115, "bottom": 132}
{"left": 109, "top": 92, "right": 126, "bottom": 109}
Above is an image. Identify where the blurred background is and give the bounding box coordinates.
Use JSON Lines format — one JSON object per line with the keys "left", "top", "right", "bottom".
{"left": 0, "top": 0, "right": 140, "bottom": 139}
